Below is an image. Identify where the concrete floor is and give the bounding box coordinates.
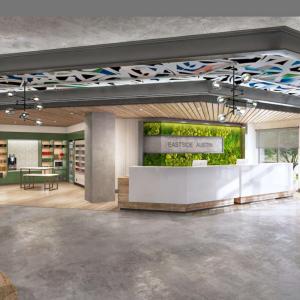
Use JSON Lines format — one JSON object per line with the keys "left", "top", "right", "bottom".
{"left": 1, "top": 199, "right": 300, "bottom": 300}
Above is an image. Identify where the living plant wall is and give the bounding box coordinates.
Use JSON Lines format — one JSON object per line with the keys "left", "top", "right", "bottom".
{"left": 143, "top": 122, "right": 245, "bottom": 166}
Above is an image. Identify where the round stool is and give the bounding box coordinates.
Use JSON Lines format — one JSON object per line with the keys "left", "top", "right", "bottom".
{"left": 0, "top": 272, "right": 18, "bottom": 300}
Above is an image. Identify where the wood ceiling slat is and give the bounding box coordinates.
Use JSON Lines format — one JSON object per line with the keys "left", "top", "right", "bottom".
{"left": 200, "top": 102, "right": 209, "bottom": 120}
{"left": 194, "top": 102, "right": 206, "bottom": 120}
{"left": 189, "top": 102, "right": 201, "bottom": 120}
{"left": 205, "top": 102, "right": 213, "bottom": 121}
{"left": 183, "top": 102, "right": 198, "bottom": 120}
{"left": 163, "top": 103, "right": 181, "bottom": 119}
{"left": 157, "top": 104, "right": 176, "bottom": 118}
{"left": 248, "top": 109, "right": 269, "bottom": 123}
{"left": 173, "top": 103, "right": 189, "bottom": 119}
{"left": 166, "top": 103, "right": 181, "bottom": 119}
{"left": 211, "top": 103, "right": 217, "bottom": 121}
{"left": 252, "top": 110, "right": 272, "bottom": 123}
{"left": 178, "top": 103, "right": 194, "bottom": 119}
{"left": 1, "top": 102, "right": 300, "bottom": 127}
{"left": 187, "top": 102, "right": 200, "bottom": 120}
{"left": 142, "top": 104, "right": 163, "bottom": 118}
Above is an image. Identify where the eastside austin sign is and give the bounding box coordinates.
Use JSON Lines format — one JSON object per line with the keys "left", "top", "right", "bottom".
{"left": 144, "top": 136, "right": 224, "bottom": 154}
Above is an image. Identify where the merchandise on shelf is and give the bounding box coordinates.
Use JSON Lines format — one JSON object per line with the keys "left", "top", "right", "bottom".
{"left": 74, "top": 140, "right": 85, "bottom": 186}
{"left": 40, "top": 140, "right": 68, "bottom": 180}
{"left": 0, "top": 140, "right": 8, "bottom": 178}
{"left": 69, "top": 141, "right": 75, "bottom": 183}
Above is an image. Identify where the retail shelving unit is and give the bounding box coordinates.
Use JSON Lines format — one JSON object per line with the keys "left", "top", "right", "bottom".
{"left": 41, "top": 140, "right": 54, "bottom": 168}
{"left": 0, "top": 140, "right": 8, "bottom": 178}
{"left": 40, "top": 140, "right": 68, "bottom": 180}
{"left": 53, "top": 140, "right": 67, "bottom": 180}
{"left": 74, "top": 140, "right": 85, "bottom": 186}
{"left": 68, "top": 141, "right": 75, "bottom": 183}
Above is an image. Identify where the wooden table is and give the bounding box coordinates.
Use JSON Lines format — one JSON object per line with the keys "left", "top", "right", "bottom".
{"left": 20, "top": 167, "right": 54, "bottom": 188}
{"left": 23, "top": 173, "right": 59, "bottom": 191}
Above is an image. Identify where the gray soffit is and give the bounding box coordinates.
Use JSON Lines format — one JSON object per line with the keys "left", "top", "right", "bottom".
{"left": 0, "top": 26, "right": 300, "bottom": 114}
{"left": 1, "top": 80, "right": 300, "bottom": 114}
{"left": 0, "top": 26, "right": 300, "bottom": 74}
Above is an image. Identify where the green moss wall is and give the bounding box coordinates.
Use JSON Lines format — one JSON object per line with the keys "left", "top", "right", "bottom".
{"left": 143, "top": 122, "right": 245, "bottom": 166}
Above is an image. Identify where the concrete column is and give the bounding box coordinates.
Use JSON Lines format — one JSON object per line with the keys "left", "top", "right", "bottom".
{"left": 85, "top": 112, "right": 115, "bottom": 202}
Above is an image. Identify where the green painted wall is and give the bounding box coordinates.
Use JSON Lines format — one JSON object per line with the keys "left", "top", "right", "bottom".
{"left": 0, "top": 130, "right": 84, "bottom": 141}
{"left": 143, "top": 122, "right": 245, "bottom": 166}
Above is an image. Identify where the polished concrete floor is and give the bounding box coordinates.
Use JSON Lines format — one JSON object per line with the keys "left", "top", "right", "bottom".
{"left": 1, "top": 199, "right": 300, "bottom": 300}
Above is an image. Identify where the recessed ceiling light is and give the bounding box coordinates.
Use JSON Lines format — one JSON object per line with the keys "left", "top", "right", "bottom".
{"left": 35, "top": 119, "right": 43, "bottom": 126}
{"left": 7, "top": 92, "right": 14, "bottom": 97}
{"left": 32, "top": 96, "right": 40, "bottom": 102}
{"left": 217, "top": 96, "right": 226, "bottom": 104}
{"left": 19, "top": 111, "right": 29, "bottom": 120}
{"left": 241, "top": 73, "right": 252, "bottom": 83}
{"left": 212, "top": 80, "right": 222, "bottom": 90}
{"left": 218, "top": 113, "right": 226, "bottom": 123}
{"left": 5, "top": 107, "right": 16, "bottom": 115}
{"left": 234, "top": 107, "right": 246, "bottom": 116}
{"left": 35, "top": 103, "right": 43, "bottom": 110}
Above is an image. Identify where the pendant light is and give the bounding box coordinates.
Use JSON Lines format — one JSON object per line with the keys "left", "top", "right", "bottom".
{"left": 215, "top": 63, "right": 257, "bottom": 123}
{"left": 4, "top": 81, "right": 44, "bottom": 126}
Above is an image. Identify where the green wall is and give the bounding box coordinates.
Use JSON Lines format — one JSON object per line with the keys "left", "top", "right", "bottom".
{"left": 143, "top": 122, "right": 245, "bottom": 166}
{"left": 0, "top": 130, "right": 84, "bottom": 140}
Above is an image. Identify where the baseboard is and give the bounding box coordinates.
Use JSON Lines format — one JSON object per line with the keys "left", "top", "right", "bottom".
{"left": 119, "top": 199, "right": 234, "bottom": 212}
{"left": 234, "top": 191, "right": 293, "bottom": 204}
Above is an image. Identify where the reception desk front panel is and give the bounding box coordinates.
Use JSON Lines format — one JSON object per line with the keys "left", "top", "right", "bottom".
{"left": 129, "top": 166, "right": 239, "bottom": 204}
{"left": 118, "top": 163, "right": 294, "bottom": 212}
{"left": 236, "top": 163, "right": 293, "bottom": 203}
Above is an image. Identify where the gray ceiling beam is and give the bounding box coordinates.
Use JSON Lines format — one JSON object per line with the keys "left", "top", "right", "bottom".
{"left": 0, "top": 26, "right": 299, "bottom": 75}
{"left": 1, "top": 80, "right": 300, "bottom": 114}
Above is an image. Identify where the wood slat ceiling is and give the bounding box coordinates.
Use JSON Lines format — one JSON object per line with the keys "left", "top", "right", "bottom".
{"left": 0, "top": 102, "right": 300, "bottom": 127}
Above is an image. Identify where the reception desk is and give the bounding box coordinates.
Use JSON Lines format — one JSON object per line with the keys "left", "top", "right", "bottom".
{"left": 118, "top": 163, "right": 294, "bottom": 212}
{"left": 236, "top": 163, "right": 294, "bottom": 204}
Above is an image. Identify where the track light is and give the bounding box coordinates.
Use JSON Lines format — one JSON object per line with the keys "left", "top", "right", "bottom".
{"left": 19, "top": 111, "right": 29, "bottom": 120}
{"left": 7, "top": 92, "right": 14, "bottom": 97}
{"left": 247, "top": 100, "right": 258, "bottom": 108}
{"left": 234, "top": 107, "right": 246, "bottom": 116}
{"left": 241, "top": 73, "right": 252, "bottom": 83}
{"left": 32, "top": 96, "right": 40, "bottom": 102}
{"left": 218, "top": 113, "right": 226, "bottom": 123}
{"left": 217, "top": 96, "right": 226, "bottom": 104}
{"left": 212, "top": 80, "right": 222, "bottom": 90}
{"left": 5, "top": 107, "right": 16, "bottom": 115}
{"left": 35, "top": 103, "right": 43, "bottom": 111}
{"left": 35, "top": 119, "right": 43, "bottom": 126}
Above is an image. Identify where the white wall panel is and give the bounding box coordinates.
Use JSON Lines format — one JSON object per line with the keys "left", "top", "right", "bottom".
{"left": 115, "top": 119, "right": 139, "bottom": 188}
{"left": 8, "top": 140, "right": 39, "bottom": 169}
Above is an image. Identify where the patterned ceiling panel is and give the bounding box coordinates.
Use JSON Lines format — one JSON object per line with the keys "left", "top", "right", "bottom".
{"left": 1, "top": 54, "right": 300, "bottom": 96}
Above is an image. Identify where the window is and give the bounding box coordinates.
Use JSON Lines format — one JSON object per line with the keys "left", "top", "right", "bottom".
{"left": 259, "top": 148, "right": 278, "bottom": 163}
{"left": 257, "top": 128, "right": 299, "bottom": 168}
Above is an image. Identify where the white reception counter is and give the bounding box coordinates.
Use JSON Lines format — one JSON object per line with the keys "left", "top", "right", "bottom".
{"left": 236, "top": 163, "right": 293, "bottom": 203}
{"left": 118, "top": 163, "right": 293, "bottom": 212}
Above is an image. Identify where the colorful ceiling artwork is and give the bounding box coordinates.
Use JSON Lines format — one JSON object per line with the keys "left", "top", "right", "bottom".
{"left": 0, "top": 54, "right": 300, "bottom": 96}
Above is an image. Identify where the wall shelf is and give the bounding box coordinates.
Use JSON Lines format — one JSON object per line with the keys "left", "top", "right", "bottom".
{"left": 74, "top": 140, "right": 85, "bottom": 186}
{"left": 40, "top": 140, "right": 68, "bottom": 180}
{"left": 0, "top": 140, "right": 8, "bottom": 178}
